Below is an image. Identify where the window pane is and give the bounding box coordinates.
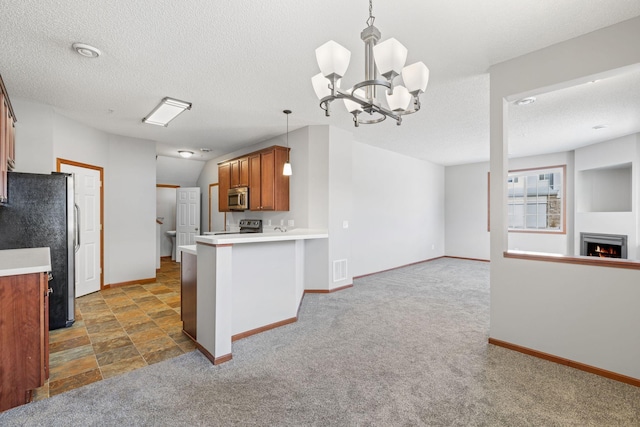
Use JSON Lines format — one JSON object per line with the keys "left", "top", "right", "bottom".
{"left": 507, "top": 166, "right": 564, "bottom": 233}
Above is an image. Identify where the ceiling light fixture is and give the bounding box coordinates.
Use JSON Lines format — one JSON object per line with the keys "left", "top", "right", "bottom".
{"left": 312, "top": 0, "right": 429, "bottom": 127}
{"left": 72, "top": 43, "right": 101, "bottom": 58}
{"left": 514, "top": 97, "right": 536, "bottom": 106}
{"left": 283, "top": 110, "right": 292, "bottom": 176}
{"left": 178, "top": 150, "right": 194, "bottom": 158}
{"left": 143, "top": 97, "right": 192, "bottom": 127}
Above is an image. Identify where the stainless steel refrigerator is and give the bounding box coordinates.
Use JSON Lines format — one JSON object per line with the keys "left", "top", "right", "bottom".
{"left": 0, "top": 172, "right": 77, "bottom": 330}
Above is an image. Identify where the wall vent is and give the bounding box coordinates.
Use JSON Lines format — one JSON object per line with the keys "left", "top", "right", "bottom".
{"left": 333, "top": 259, "right": 348, "bottom": 282}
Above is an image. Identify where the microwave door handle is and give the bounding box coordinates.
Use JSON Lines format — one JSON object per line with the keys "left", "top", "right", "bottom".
{"left": 240, "top": 193, "right": 245, "bottom": 207}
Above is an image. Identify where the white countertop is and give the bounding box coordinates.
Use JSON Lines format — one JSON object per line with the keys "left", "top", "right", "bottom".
{"left": 179, "top": 245, "right": 197, "bottom": 255}
{"left": 195, "top": 228, "right": 328, "bottom": 245}
{"left": 0, "top": 247, "right": 52, "bottom": 277}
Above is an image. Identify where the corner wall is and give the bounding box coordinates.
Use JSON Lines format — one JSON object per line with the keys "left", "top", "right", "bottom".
{"left": 13, "top": 98, "right": 157, "bottom": 286}
{"left": 489, "top": 16, "right": 640, "bottom": 379}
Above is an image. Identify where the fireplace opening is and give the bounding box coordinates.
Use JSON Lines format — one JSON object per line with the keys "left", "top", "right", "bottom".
{"left": 580, "top": 232, "right": 627, "bottom": 259}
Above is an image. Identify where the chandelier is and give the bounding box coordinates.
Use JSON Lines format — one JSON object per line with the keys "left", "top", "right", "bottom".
{"left": 311, "top": 0, "right": 429, "bottom": 127}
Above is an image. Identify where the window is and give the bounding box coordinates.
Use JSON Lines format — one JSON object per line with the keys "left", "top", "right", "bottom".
{"left": 507, "top": 165, "right": 565, "bottom": 233}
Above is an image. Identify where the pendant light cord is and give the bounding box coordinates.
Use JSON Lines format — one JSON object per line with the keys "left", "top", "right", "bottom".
{"left": 366, "top": 0, "right": 375, "bottom": 27}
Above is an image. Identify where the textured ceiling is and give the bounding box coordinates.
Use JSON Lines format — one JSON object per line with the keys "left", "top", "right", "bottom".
{"left": 1, "top": 1, "right": 639, "bottom": 166}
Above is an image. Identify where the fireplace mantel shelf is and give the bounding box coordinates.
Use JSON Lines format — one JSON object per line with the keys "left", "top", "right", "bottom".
{"left": 504, "top": 250, "right": 640, "bottom": 270}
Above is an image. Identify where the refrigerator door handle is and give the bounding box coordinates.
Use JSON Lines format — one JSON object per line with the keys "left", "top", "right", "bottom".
{"left": 74, "top": 203, "right": 81, "bottom": 253}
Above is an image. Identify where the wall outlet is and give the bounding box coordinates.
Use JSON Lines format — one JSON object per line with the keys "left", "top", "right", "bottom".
{"left": 280, "top": 219, "right": 284, "bottom": 226}
{"left": 288, "top": 219, "right": 294, "bottom": 227}
{"left": 343, "top": 220, "right": 349, "bottom": 229}
{"left": 431, "top": 244, "right": 435, "bottom": 250}
{"left": 267, "top": 219, "right": 271, "bottom": 226}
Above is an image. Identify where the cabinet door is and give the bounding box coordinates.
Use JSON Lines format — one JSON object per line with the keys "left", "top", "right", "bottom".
{"left": 0, "top": 272, "right": 47, "bottom": 411}
{"left": 260, "top": 150, "right": 276, "bottom": 210}
{"left": 229, "top": 160, "right": 240, "bottom": 188}
{"left": 238, "top": 157, "right": 249, "bottom": 187}
{"left": 218, "top": 163, "right": 231, "bottom": 212}
{"left": 249, "top": 154, "right": 261, "bottom": 210}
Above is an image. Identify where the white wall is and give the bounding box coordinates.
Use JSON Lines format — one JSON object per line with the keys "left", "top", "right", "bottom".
{"left": 13, "top": 98, "right": 157, "bottom": 286}
{"left": 489, "top": 16, "right": 640, "bottom": 379}
{"left": 574, "top": 134, "right": 640, "bottom": 259}
{"left": 351, "top": 141, "right": 445, "bottom": 277}
{"left": 445, "top": 161, "right": 490, "bottom": 260}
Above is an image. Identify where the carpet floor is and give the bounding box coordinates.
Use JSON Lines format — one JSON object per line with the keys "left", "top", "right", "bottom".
{"left": 1, "top": 258, "right": 638, "bottom": 426}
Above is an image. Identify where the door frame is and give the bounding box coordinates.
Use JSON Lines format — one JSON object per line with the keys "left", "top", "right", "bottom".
{"left": 57, "top": 158, "right": 105, "bottom": 290}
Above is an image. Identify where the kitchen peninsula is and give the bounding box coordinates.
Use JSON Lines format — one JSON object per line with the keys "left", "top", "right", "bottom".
{"left": 184, "top": 229, "right": 328, "bottom": 364}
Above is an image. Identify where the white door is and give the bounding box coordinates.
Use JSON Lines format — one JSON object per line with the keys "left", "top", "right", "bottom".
{"left": 60, "top": 164, "right": 101, "bottom": 297}
{"left": 176, "top": 187, "right": 201, "bottom": 253}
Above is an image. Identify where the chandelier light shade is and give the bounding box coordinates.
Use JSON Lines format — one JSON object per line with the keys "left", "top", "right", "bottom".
{"left": 402, "top": 61, "right": 430, "bottom": 95}
{"left": 311, "top": 0, "right": 429, "bottom": 127}
{"left": 343, "top": 88, "right": 365, "bottom": 113}
{"left": 315, "top": 41, "right": 351, "bottom": 80}
{"left": 386, "top": 85, "right": 412, "bottom": 112}
{"left": 372, "top": 38, "right": 408, "bottom": 80}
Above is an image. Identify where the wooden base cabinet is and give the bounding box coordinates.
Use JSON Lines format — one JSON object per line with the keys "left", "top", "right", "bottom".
{"left": 0, "top": 272, "right": 49, "bottom": 412}
{"left": 180, "top": 252, "right": 197, "bottom": 340}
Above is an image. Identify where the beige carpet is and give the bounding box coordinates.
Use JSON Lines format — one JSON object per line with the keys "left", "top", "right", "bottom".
{"left": 1, "top": 258, "right": 639, "bottom": 426}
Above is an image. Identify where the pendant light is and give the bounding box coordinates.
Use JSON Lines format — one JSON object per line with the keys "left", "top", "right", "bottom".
{"left": 283, "top": 110, "right": 292, "bottom": 176}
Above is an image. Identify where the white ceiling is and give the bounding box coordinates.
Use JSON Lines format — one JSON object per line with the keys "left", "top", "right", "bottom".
{"left": 1, "top": 1, "right": 639, "bottom": 166}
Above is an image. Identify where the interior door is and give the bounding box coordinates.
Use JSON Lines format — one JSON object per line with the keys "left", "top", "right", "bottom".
{"left": 176, "top": 187, "right": 201, "bottom": 251}
{"left": 60, "top": 163, "right": 101, "bottom": 297}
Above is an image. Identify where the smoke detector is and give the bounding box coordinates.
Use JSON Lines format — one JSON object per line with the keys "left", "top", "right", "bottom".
{"left": 72, "top": 43, "right": 101, "bottom": 58}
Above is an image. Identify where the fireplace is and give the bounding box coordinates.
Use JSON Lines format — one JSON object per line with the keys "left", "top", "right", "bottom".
{"left": 580, "top": 232, "right": 627, "bottom": 259}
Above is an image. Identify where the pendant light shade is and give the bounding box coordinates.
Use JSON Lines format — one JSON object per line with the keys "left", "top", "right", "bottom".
{"left": 372, "top": 38, "right": 408, "bottom": 80}
{"left": 282, "top": 162, "right": 292, "bottom": 176}
{"left": 402, "top": 61, "right": 430, "bottom": 95}
{"left": 386, "top": 85, "right": 412, "bottom": 112}
{"left": 315, "top": 41, "right": 351, "bottom": 79}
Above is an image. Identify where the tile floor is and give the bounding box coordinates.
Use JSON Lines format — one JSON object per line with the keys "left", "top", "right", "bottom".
{"left": 33, "top": 258, "right": 195, "bottom": 400}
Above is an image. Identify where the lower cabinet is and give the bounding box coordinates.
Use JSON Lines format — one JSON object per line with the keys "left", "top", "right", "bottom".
{"left": 180, "top": 251, "right": 197, "bottom": 340}
{"left": 0, "top": 272, "right": 49, "bottom": 412}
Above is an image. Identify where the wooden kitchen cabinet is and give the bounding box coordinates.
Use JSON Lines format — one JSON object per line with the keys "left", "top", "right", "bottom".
{"left": 249, "top": 146, "right": 289, "bottom": 211}
{"left": 218, "top": 162, "right": 231, "bottom": 212}
{"left": 0, "top": 74, "right": 17, "bottom": 205}
{"left": 0, "top": 272, "right": 49, "bottom": 412}
{"left": 229, "top": 157, "right": 249, "bottom": 188}
{"left": 217, "top": 146, "right": 289, "bottom": 212}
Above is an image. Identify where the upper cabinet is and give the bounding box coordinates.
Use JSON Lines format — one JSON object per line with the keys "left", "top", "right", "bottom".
{"left": 0, "top": 74, "right": 17, "bottom": 205}
{"left": 229, "top": 157, "right": 249, "bottom": 188}
{"left": 218, "top": 146, "right": 290, "bottom": 212}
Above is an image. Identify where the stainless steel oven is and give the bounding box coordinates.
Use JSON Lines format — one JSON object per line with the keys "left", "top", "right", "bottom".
{"left": 228, "top": 186, "right": 248, "bottom": 211}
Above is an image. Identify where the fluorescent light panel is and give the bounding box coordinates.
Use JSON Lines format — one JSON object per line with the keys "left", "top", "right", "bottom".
{"left": 143, "top": 97, "right": 192, "bottom": 126}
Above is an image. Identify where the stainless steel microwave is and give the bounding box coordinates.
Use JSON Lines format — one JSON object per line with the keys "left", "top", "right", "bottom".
{"left": 228, "top": 187, "right": 248, "bottom": 211}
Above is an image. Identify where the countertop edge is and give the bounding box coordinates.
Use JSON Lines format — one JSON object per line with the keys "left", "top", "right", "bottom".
{"left": 0, "top": 247, "right": 52, "bottom": 277}
{"left": 194, "top": 229, "right": 328, "bottom": 245}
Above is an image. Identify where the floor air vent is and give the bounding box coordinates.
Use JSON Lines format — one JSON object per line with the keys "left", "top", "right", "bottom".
{"left": 333, "top": 259, "right": 348, "bottom": 282}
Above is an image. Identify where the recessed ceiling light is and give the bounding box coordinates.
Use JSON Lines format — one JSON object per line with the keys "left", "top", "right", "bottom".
{"left": 514, "top": 97, "right": 536, "bottom": 106}
{"left": 178, "top": 150, "right": 194, "bottom": 158}
{"left": 592, "top": 124, "right": 609, "bottom": 130}
{"left": 72, "top": 43, "right": 101, "bottom": 58}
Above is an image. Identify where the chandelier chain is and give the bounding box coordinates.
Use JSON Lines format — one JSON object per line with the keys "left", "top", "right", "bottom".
{"left": 366, "top": 0, "right": 375, "bottom": 27}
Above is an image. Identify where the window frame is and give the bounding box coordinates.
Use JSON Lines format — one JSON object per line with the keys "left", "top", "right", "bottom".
{"left": 507, "top": 164, "right": 566, "bottom": 235}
